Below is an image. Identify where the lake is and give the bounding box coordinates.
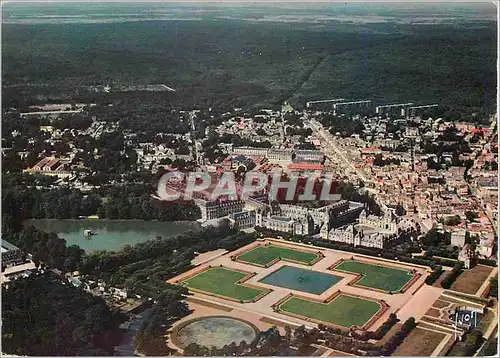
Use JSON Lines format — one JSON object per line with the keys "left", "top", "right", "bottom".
{"left": 24, "top": 219, "right": 202, "bottom": 253}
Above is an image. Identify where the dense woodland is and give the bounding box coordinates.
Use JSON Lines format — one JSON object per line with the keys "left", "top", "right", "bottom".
{"left": 1, "top": 173, "right": 200, "bottom": 234}
{"left": 2, "top": 273, "right": 124, "bottom": 356}
{"left": 3, "top": 3, "right": 497, "bottom": 114}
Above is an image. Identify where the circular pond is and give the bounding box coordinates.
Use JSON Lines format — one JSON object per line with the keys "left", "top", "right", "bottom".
{"left": 173, "top": 316, "right": 258, "bottom": 349}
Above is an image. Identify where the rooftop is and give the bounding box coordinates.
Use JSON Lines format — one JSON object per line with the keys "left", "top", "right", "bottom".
{"left": 1, "top": 240, "right": 19, "bottom": 252}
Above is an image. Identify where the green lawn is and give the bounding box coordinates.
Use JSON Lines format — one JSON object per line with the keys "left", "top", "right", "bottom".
{"left": 180, "top": 267, "right": 268, "bottom": 301}
{"left": 333, "top": 260, "right": 414, "bottom": 292}
{"left": 279, "top": 294, "right": 382, "bottom": 328}
{"left": 237, "top": 245, "right": 320, "bottom": 267}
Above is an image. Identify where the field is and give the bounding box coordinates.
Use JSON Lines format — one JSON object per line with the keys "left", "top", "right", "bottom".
{"left": 259, "top": 265, "right": 342, "bottom": 294}
{"left": 332, "top": 260, "right": 415, "bottom": 292}
{"left": 180, "top": 267, "right": 268, "bottom": 302}
{"left": 236, "top": 244, "right": 321, "bottom": 267}
{"left": 277, "top": 293, "right": 383, "bottom": 329}
{"left": 450, "top": 265, "right": 494, "bottom": 294}
{"left": 393, "top": 327, "right": 446, "bottom": 356}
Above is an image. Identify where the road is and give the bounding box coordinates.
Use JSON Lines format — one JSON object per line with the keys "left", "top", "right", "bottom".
{"left": 20, "top": 110, "right": 82, "bottom": 116}
{"left": 305, "top": 118, "right": 375, "bottom": 186}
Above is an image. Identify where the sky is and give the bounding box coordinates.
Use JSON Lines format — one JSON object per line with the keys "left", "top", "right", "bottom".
{"left": 2, "top": 0, "right": 498, "bottom": 3}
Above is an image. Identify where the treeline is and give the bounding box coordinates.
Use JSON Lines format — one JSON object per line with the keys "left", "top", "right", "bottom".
{"left": 1, "top": 174, "right": 201, "bottom": 230}
{"left": 381, "top": 317, "right": 417, "bottom": 355}
{"left": 94, "top": 184, "right": 200, "bottom": 221}
{"left": 425, "top": 265, "right": 443, "bottom": 285}
{"left": 5, "top": 225, "right": 84, "bottom": 272}
{"left": 134, "top": 285, "right": 191, "bottom": 356}
{"left": 370, "top": 313, "right": 399, "bottom": 341}
{"left": 488, "top": 276, "right": 498, "bottom": 298}
{"left": 2, "top": 273, "right": 124, "bottom": 356}
{"left": 203, "top": 132, "right": 273, "bottom": 150}
{"left": 317, "top": 313, "right": 398, "bottom": 342}
{"left": 184, "top": 326, "right": 303, "bottom": 356}
{"left": 179, "top": 311, "right": 414, "bottom": 356}
{"left": 314, "top": 317, "right": 416, "bottom": 356}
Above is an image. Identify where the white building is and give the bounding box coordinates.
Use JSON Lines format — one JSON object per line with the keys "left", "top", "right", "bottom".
{"left": 358, "top": 209, "right": 398, "bottom": 234}
{"left": 232, "top": 147, "right": 269, "bottom": 157}
{"left": 451, "top": 229, "right": 466, "bottom": 248}
{"left": 327, "top": 224, "right": 396, "bottom": 249}
{"left": 197, "top": 199, "right": 245, "bottom": 221}
{"left": 267, "top": 148, "right": 293, "bottom": 163}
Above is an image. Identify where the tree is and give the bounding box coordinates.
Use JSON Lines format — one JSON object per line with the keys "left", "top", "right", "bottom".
{"left": 395, "top": 204, "right": 405, "bottom": 216}
{"left": 463, "top": 330, "right": 484, "bottom": 356}
{"left": 489, "top": 276, "right": 498, "bottom": 298}
{"left": 465, "top": 211, "right": 479, "bottom": 222}
{"left": 445, "top": 215, "right": 462, "bottom": 226}
{"left": 2, "top": 274, "right": 117, "bottom": 356}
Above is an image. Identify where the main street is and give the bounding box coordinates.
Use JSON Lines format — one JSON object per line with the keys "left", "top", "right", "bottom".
{"left": 305, "top": 118, "right": 376, "bottom": 187}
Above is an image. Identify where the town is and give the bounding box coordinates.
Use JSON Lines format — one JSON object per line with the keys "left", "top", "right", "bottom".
{"left": 2, "top": 95, "right": 498, "bottom": 356}
{"left": 6, "top": 99, "right": 497, "bottom": 258}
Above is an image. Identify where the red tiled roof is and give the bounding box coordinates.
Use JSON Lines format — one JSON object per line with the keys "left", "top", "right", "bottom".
{"left": 33, "top": 157, "right": 51, "bottom": 168}
{"left": 287, "top": 163, "right": 324, "bottom": 170}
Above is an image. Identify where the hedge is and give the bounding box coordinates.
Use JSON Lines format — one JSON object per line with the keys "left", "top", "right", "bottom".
{"left": 477, "top": 258, "right": 497, "bottom": 267}
{"left": 425, "top": 265, "right": 443, "bottom": 285}
{"left": 369, "top": 313, "right": 398, "bottom": 340}
{"left": 441, "top": 263, "right": 463, "bottom": 289}
{"left": 381, "top": 317, "right": 417, "bottom": 355}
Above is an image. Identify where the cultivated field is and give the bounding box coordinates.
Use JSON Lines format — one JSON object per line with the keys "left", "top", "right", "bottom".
{"left": 450, "top": 265, "right": 494, "bottom": 294}
{"left": 331, "top": 259, "right": 416, "bottom": 292}
{"left": 393, "top": 327, "right": 447, "bottom": 356}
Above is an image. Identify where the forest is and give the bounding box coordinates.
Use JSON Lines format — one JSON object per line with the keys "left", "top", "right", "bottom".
{"left": 1, "top": 173, "right": 201, "bottom": 234}
{"left": 2, "top": 4, "right": 497, "bottom": 113}
{"left": 2, "top": 273, "right": 125, "bottom": 356}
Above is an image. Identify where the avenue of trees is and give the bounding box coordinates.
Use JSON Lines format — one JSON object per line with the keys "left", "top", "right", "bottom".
{"left": 425, "top": 265, "right": 444, "bottom": 285}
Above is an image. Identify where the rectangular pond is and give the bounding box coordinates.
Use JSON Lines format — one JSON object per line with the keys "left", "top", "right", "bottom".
{"left": 259, "top": 265, "right": 342, "bottom": 295}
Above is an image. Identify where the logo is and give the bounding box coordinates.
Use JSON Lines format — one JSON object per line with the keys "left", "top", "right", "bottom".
{"left": 451, "top": 308, "right": 480, "bottom": 339}
{"left": 155, "top": 171, "right": 341, "bottom": 204}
